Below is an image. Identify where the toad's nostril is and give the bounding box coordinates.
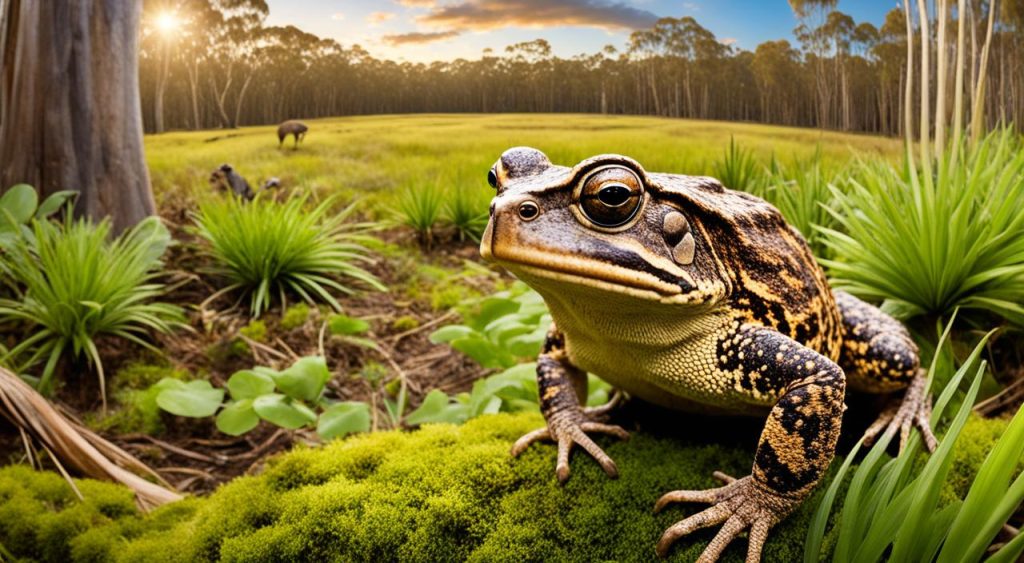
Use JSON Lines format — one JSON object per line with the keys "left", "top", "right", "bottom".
{"left": 518, "top": 201, "right": 539, "bottom": 221}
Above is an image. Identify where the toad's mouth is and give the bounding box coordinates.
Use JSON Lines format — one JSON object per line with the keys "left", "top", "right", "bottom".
{"left": 481, "top": 222, "right": 712, "bottom": 304}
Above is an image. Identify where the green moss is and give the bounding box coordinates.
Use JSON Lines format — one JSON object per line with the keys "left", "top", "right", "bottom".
{"left": 231, "top": 319, "right": 269, "bottom": 355}
{"left": 280, "top": 303, "right": 311, "bottom": 331}
{"left": 239, "top": 320, "right": 268, "bottom": 342}
{"left": 0, "top": 414, "right": 1009, "bottom": 562}
{"left": 391, "top": 315, "right": 420, "bottom": 332}
{"left": 431, "top": 284, "right": 481, "bottom": 311}
{"left": 112, "top": 363, "right": 188, "bottom": 390}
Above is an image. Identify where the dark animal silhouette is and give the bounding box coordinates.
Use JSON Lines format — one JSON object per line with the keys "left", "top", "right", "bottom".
{"left": 209, "top": 164, "right": 281, "bottom": 201}
{"left": 277, "top": 120, "right": 308, "bottom": 149}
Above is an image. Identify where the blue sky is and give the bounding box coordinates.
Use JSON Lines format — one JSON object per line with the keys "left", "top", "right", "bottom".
{"left": 265, "top": 0, "right": 903, "bottom": 62}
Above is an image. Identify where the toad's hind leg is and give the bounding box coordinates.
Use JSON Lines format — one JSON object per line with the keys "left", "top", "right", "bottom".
{"left": 835, "top": 291, "right": 936, "bottom": 451}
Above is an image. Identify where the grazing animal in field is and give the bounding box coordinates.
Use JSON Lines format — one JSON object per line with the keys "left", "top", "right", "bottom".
{"left": 209, "top": 164, "right": 281, "bottom": 201}
{"left": 277, "top": 120, "right": 308, "bottom": 149}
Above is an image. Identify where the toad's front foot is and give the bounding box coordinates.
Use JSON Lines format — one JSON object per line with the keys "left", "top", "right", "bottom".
{"left": 654, "top": 472, "right": 800, "bottom": 562}
{"left": 862, "top": 369, "right": 937, "bottom": 452}
{"left": 510, "top": 407, "right": 629, "bottom": 483}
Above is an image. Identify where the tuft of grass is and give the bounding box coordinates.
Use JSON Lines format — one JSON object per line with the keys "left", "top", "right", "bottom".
{"left": 712, "top": 137, "right": 765, "bottom": 192}
{"left": 396, "top": 182, "right": 445, "bottom": 247}
{"left": 0, "top": 216, "right": 182, "bottom": 409}
{"left": 822, "top": 129, "right": 1024, "bottom": 326}
{"left": 195, "top": 194, "right": 385, "bottom": 317}
{"left": 758, "top": 151, "right": 844, "bottom": 259}
{"left": 445, "top": 184, "right": 489, "bottom": 243}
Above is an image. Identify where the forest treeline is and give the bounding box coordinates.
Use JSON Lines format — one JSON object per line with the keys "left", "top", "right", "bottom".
{"left": 140, "top": 0, "right": 1024, "bottom": 135}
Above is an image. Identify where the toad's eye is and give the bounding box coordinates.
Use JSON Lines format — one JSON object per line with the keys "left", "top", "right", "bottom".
{"left": 578, "top": 167, "right": 644, "bottom": 228}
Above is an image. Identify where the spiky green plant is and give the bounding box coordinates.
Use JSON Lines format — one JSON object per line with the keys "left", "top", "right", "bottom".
{"left": 0, "top": 216, "right": 182, "bottom": 408}
{"left": 712, "top": 136, "right": 764, "bottom": 192}
{"left": 445, "top": 185, "right": 489, "bottom": 243}
{"left": 804, "top": 322, "right": 1024, "bottom": 563}
{"left": 195, "top": 194, "right": 384, "bottom": 317}
{"left": 821, "top": 130, "right": 1024, "bottom": 326}
{"left": 760, "top": 151, "right": 844, "bottom": 259}
{"left": 397, "top": 183, "right": 445, "bottom": 247}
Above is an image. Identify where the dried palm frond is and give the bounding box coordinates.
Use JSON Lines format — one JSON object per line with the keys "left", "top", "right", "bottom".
{"left": 0, "top": 367, "right": 182, "bottom": 511}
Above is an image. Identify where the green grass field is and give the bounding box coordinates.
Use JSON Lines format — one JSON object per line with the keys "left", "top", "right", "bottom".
{"left": 145, "top": 114, "right": 902, "bottom": 217}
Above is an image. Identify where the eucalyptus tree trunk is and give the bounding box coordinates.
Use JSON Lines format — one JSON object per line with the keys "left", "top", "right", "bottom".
{"left": 0, "top": 0, "right": 155, "bottom": 234}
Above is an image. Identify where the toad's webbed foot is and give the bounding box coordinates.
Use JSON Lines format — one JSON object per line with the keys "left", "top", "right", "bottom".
{"left": 654, "top": 472, "right": 799, "bottom": 562}
{"left": 862, "top": 370, "right": 936, "bottom": 453}
{"left": 511, "top": 407, "right": 629, "bottom": 483}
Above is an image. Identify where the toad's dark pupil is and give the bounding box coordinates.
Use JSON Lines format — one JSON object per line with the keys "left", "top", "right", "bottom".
{"left": 519, "top": 202, "right": 538, "bottom": 219}
{"left": 598, "top": 184, "right": 631, "bottom": 207}
{"left": 487, "top": 169, "right": 498, "bottom": 189}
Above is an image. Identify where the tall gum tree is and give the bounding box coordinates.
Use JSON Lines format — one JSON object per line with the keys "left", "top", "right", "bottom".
{"left": 0, "top": 0, "right": 154, "bottom": 233}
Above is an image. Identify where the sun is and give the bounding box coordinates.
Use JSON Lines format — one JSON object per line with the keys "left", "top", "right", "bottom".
{"left": 155, "top": 11, "right": 180, "bottom": 34}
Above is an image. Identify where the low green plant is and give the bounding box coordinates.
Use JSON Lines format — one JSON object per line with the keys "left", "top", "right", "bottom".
{"left": 429, "top": 282, "right": 550, "bottom": 369}
{"left": 154, "top": 356, "right": 371, "bottom": 440}
{"left": 406, "top": 364, "right": 609, "bottom": 426}
{"left": 396, "top": 182, "right": 445, "bottom": 247}
{"left": 0, "top": 216, "right": 182, "bottom": 408}
{"left": 88, "top": 364, "right": 190, "bottom": 435}
{"left": 712, "top": 137, "right": 765, "bottom": 192}
{"left": 326, "top": 313, "right": 376, "bottom": 350}
{"left": 0, "top": 184, "right": 76, "bottom": 250}
{"left": 804, "top": 323, "right": 1024, "bottom": 562}
{"left": 412, "top": 282, "right": 609, "bottom": 426}
{"left": 822, "top": 129, "right": 1024, "bottom": 326}
{"left": 195, "top": 194, "right": 385, "bottom": 317}
{"left": 445, "top": 185, "right": 489, "bottom": 243}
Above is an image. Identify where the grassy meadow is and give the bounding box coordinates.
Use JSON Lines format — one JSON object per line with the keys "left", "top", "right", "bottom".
{"left": 4, "top": 114, "right": 1024, "bottom": 562}
{"left": 145, "top": 113, "right": 902, "bottom": 217}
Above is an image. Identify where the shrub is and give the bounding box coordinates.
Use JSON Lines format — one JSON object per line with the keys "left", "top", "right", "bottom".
{"left": 0, "top": 216, "right": 182, "bottom": 407}
{"left": 821, "top": 130, "right": 1024, "bottom": 326}
{"left": 195, "top": 194, "right": 384, "bottom": 318}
